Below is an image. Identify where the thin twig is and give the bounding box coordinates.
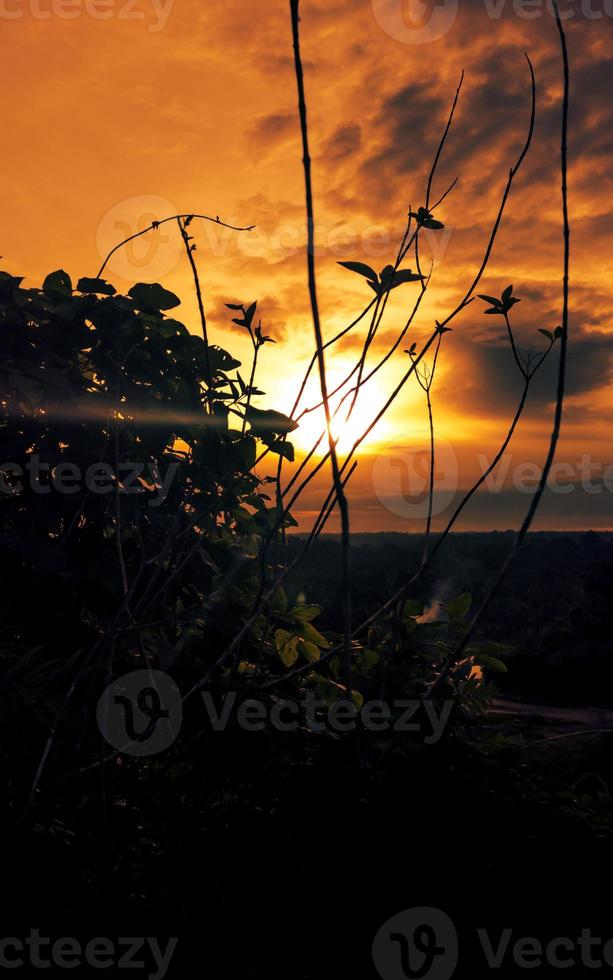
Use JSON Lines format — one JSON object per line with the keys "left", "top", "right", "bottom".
{"left": 96, "top": 212, "right": 254, "bottom": 279}
{"left": 177, "top": 217, "right": 212, "bottom": 385}
{"left": 429, "top": 11, "right": 569, "bottom": 699}
{"left": 290, "top": 0, "right": 352, "bottom": 698}
{"left": 426, "top": 72, "right": 464, "bottom": 209}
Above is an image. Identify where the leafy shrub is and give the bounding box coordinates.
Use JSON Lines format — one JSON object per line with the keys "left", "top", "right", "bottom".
{"left": 0, "top": 267, "right": 501, "bottom": 811}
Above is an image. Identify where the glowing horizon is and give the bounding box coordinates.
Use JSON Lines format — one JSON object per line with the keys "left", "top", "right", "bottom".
{"left": 2, "top": 0, "right": 611, "bottom": 531}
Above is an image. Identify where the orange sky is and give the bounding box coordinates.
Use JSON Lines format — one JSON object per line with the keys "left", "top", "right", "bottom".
{"left": 2, "top": 0, "right": 612, "bottom": 530}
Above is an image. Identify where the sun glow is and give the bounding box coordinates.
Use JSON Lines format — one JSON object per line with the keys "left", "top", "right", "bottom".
{"left": 287, "top": 363, "right": 393, "bottom": 456}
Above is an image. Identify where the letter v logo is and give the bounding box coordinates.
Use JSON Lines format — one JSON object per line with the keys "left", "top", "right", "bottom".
{"left": 372, "top": 0, "right": 459, "bottom": 44}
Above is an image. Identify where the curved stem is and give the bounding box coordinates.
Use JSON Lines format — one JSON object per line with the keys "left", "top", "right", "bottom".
{"left": 426, "top": 72, "right": 464, "bottom": 210}
{"left": 96, "top": 212, "right": 254, "bottom": 279}
{"left": 429, "top": 11, "right": 569, "bottom": 698}
{"left": 177, "top": 217, "right": 211, "bottom": 385}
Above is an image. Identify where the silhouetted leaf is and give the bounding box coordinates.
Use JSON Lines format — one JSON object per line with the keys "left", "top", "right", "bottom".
{"left": 244, "top": 301, "right": 257, "bottom": 325}
{"left": 479, "top": 289, "right": 520, "bottom": 316}
{"left": 43, "top": 269, "right": 72, "bottom": 302}
{"left": 298, "top": 622, "right": 331, "bottom": 649}
{"left": 393, "top": 269, "right": 425, "bottom": 285}
{"left": 275, "top": 630, "right": 299, "bottom": 667}
{"left": 261, "top": 436, "right": 295, "bottom": 462}
{"left": 0, "top": 271, "right": 24, "bottom": 288}
{"left": 288, "top": 604, "right": 321, "bottom": 622}
{"left": 302, "top": 641, "right": 321, "bottom": 663}
{"left": 338, "top": 261, "right": 378, "bottom": 283}
{"left": 414, "top": 207, "right": 444, "bottom": 229}
{"left": 208, "top": 346, "right": 241, "bottom": 373}
{"left": 246, "top": 406, "right": 298, "bottom": 435}
{"left": 129, "top": 282, "right": 181, "bottom": 313}
{"left": 77, "top": 277, "right": 116, "bottom": 296}
{"left": 141, "top": 315, "right": 187, "bottom": 339}
{"left": 539, "top": 329, "right": 554, "bottom": 340}
{"left": 380, "top": 266, "right": 425, "bottom": 292}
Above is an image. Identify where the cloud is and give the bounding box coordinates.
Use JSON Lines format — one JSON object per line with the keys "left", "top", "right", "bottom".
{"left": 435, "top": 322, "right": 613, "bottom": 422}
{"left": 3, "top": 0, "right": 611, "bottom": 532}
{"left": 321, "top": 123, "right": 362, "bottom": 161}
{"left": 250, "top": 112, "right": 296, "bottom": 148}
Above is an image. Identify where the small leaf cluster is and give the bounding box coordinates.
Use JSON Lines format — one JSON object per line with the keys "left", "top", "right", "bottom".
{"left": 478, "top": 284, "right": 564, "bottom": 345}
{"left": 338, "top": 261, "right": 424, "bottom": 296}
{"left": 538, "top": 325, "right": 564, "bottom": 342}
{"left": 409, "top": 206, "right": 445, "bottom": 230}
{"left": 478, "top": 284, "right": 521, "bottom": 316}
{"left": 346, "top": 591, "right": 503, "bottom": 724}
{"left": 226, "top": 300, "right": 275, "bottom": 349}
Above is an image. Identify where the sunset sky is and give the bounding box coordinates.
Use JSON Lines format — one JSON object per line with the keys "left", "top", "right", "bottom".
{"left": 2, "top": 0, "right": 612, "bottom": 531}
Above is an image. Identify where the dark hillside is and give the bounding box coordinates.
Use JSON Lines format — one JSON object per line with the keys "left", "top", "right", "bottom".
{"left": 286, "top": 532, "right": 613, "bottom": 703}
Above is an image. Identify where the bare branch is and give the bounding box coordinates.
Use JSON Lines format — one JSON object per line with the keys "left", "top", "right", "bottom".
{"left": 290, "top": 0, "right": 352, "bottom": 697}
{"left": 96, "top": 212, "right": 254, "bottom": 279}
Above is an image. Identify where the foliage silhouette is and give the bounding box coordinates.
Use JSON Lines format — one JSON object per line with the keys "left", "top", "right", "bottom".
{"left": 0, "top": 15, "right": 579, "bottom": 966}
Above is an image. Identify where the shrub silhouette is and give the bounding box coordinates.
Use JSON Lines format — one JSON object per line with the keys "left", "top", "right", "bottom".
{"left": 0, "top": 0, "right": 571, "bottom": 823}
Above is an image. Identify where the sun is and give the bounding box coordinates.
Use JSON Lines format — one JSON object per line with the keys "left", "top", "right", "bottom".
{"left": 288, "top": 362, "right": 393, "bottom": 456}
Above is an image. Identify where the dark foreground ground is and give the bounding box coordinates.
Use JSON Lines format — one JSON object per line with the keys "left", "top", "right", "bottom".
{"left": 3, "top": 532, "right": 613, "bottom": 978}
{"left": 5, "top": 719, "right": 613, "bottom": 978}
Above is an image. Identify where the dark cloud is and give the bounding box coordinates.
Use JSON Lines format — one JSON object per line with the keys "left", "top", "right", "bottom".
{"left": 438, "top": 322, "right": 613, "bottom": 420}
{"left": 359, "top": 81, "right": 446, "bottom": 193}
{"left": 321, "top": 123, "right": 362, "bottom": 161}
{"left": 250, "top": 112, "right": 296, "bottom": 147}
